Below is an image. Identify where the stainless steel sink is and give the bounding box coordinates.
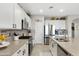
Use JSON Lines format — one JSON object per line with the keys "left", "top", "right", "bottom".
{"left": 19, "top": 36, "right": 32, "bottom": 39}
{"left": 56, "top": 38, "right": 69, "bottom": 42}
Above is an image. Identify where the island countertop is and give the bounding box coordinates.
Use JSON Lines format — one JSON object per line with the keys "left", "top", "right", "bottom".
{"left": 50, "top": 36, "right": 79, "bottom": 56}
{"left": 0, "top": 39, "right": 28, "bottom": 56}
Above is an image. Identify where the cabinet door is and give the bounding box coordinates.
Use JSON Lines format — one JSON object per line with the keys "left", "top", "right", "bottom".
{"left": 14, "top": 4, "right": 30, "bottom": 29}
{"left": 12, "top": 50, "right": 22, "bottom": 56}
{"left": 14, "top": 4, "right": 23, "bottom": 29}
{"left": 0, "top": 3, "right": 14, "bottom": 29}
{"left": 12, "top": 44, "right": 28, "bottom": 56}
{"left": 21, "top": 44, "right": 28, "bottom": 56}
{"left": 50, "top": 40, "right": 57, "bottom": 56}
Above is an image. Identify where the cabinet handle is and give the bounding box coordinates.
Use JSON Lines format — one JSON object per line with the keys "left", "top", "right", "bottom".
{"left": 13, "top": 24, "right": 17, "bottom": 28}
{"left": 15, "top": 24, "right": 17, "bottom": 28}
{"left": 13, "top": 24, "right": 15, "bottom": 28}
{"left": 23, "top": 49, "right": 26, "bottom": 55}
{"left": 52, "top": 44, "right": 54, "bottom": 47}
{"left": 17, "top": 50, "right": 21, "bottom": 54}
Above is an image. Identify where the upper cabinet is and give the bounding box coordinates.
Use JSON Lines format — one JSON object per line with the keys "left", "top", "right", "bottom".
{"left": 14, "top": 4, "right": 24, "bottom": 29}
{"left": 0, "top": 3, "right": 31, "bottom": 29}
{"left": 0, "top": 3, "right": 14, "bottom": 29}
{"left": 14, "top": 3, "right": 31, "bottom": 29}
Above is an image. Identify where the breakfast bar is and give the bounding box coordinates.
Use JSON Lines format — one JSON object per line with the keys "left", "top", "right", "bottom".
{"left": 50, "top": 37, "right": 79, "bottom": 56}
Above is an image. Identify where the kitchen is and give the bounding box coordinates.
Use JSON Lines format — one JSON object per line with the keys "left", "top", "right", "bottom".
{"left": 0, "top": 3, "right": 79, "bottom": 56}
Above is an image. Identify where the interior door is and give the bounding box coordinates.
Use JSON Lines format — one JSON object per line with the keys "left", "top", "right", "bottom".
{"left": 34, "top": 19, "right": 44, "bottom": 44}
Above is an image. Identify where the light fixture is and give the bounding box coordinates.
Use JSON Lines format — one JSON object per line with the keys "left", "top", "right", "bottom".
{"left": 40, "top": 9, "right": 43, "bottom": 13}
{"left": 59, "top": 9, "right": 64, "bottom": 12}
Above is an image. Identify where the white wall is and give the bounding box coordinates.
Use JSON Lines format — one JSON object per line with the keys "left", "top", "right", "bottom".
{"left": 31, "top": 16, "right": 44, "bottom": 44}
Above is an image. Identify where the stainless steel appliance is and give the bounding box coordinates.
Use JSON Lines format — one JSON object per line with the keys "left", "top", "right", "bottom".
{"left": 44, "top": 24, "right": 54, "bottom": 45}
{"left": 44, "top": 24, "right": 50, "bottom": 45}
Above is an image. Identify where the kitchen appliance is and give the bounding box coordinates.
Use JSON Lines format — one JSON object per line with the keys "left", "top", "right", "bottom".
{"left": 44, "top": 24, "right": 54, "bottom": 45}
{"left": 44, "top": 24, "right": 50, "bottom": 45}
{"left": 44, "top": 24, "right": 55, "bottom": 45}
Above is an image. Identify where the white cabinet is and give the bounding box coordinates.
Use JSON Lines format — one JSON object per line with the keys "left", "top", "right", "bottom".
{"left": 14, "top": 4, "right": 23, "bottom": 29}
{"left": 14, "top": 4, "right": 31, "bottom": 29}
{"left": 0, "top": 3, "right": 31, "bottom": 29}
{"left": 12, "top": 44, "right": 28, "bottom": 56}
{"left": 14, "top": 4, "right": 26, "bottom": 29}
{"left": 49, "top": 38, "right": 57, "bottom": 56}
{"left": 0, "top": 3, "right": 14, "bottom": 29}
{"left": 49, "top": 38, "right": 71, "bottom": 56}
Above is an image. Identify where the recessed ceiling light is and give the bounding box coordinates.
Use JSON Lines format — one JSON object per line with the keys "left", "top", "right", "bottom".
{"left": 40, "top": 9, "right": 43, "bottom": 13}
{"left": 59, "top": 9, "right": 64, "bottom": 12}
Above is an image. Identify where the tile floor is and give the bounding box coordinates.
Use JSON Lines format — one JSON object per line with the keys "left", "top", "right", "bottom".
{"left": 31, "top": 44, "right": 52, "bottom": 56}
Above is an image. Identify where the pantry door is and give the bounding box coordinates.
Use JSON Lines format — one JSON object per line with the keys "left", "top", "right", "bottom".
{"left": 34, "top": 18, "right": 44, "bottom": 44}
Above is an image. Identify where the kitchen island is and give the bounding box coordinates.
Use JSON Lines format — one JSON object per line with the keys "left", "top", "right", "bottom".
{"left": 0, "top": 39, "right": 28, "bottom": 56}
{"left": 50, "top": 37, "right": 79, "bottom": 56}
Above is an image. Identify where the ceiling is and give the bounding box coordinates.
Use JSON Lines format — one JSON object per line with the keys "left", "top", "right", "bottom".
{"left": 19, "top": 3, "right": 79, "bottom": 17}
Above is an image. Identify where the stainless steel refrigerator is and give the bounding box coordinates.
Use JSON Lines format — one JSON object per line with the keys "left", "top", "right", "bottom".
{"left": 44, "top": 24, "right": 53, "bottom": 45}
{"left": 44, "top": 24, "right": 55, "bottom": 45}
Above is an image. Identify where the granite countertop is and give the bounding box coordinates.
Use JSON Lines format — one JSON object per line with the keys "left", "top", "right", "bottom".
{"left": 0, "top": 39, "right": 28, "bottom": 56}
{"left": 50, "top": 36, "right": 79, "bottom": 56}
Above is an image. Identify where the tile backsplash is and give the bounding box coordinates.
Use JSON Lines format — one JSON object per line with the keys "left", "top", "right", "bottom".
{"left": 0, "top": 29, "right": 29, "bottom": 41}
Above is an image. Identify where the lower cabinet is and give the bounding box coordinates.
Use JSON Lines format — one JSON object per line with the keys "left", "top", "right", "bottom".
{"left": 12, "top": 44, "right": 28, "bottom": 56}
{"left": 49, "top": 38, "right": 57, "bottom": 56}
{"left": 49, "top": 38, "right": 71, "bottom": 56}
